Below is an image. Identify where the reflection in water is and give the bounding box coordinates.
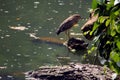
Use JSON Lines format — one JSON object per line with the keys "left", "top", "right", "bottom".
{"left": 9, "top": 26, "right": 28, "bottom": 31}
{"left": 0, "top": 0, "right": 92, "bottom": 79}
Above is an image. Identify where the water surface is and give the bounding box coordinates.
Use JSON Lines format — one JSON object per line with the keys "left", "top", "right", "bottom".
{"left": 0, "top": 0, "right": 92, "bottom": 79}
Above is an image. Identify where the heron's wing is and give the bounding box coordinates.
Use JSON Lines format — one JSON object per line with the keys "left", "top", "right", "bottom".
{"left": 59, "top": 20, "right": 74, "bottom": 32}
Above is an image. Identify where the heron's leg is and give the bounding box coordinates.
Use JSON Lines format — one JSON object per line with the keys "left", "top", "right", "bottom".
{"left": 65, "top": 30, "right": 70, "bottom": 39}
{"left": 67, "top": 30, "right": 70, "bottom": 39}
{"left": 65, "top": 31, "right": 68, "bottom": 40}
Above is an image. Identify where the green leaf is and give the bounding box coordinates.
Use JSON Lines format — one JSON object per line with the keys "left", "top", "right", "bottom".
{"left": 106, "top": 4, "right": 112, "bottom": 10}
{"left": 111, "top": 30, "right": 116, "bottom": 36}
{"left": 97, "top": 0, "right": 104, "bottom": 4}
{"left": 115, "top": 24, "right": 120, "bottom": 33}
{"left": 109, "top": 61, "right": 120, "bottom": 74}
{"left": 90, "top": 22, "right": 99, "bottom": 35}
{"left": 87, "top": 50, "right": 92, "bottom": 54}
{"left": 116, "top": 41, "right": 120, "bottom": 50}
{"left": 99, "top": 16, "right": 105, "bottom": 23}
{"left": 106, "top": 40, "right": 110, "bottom": 44}
{"left": 114, "top": 10, "right": 120, "bottom": 16}
{"left": 91, "top": 46, "right": 97, "bottom": 51}
{"left": 105, "top": 19, "right": 110, "bottom": 27}
{"left": 110, "top": 51, "right": 120, "bottom": 62}
{"left": 92, "top": 0, "right": 98, "bottom": 9}
{"left": 98, "top": 16, "right": 108, "bottom": 23}
{"left": 110, "top": 20, "right": 116, "bottom": 36}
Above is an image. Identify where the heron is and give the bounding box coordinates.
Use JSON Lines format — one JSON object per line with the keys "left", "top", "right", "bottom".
{"left": 56, "top": 14, "right": 82, "bottom": 39}
{"left": 81, "top": 9, "right": 98, "bottom": 40}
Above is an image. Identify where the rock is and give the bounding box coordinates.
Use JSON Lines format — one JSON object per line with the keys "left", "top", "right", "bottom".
{"left": 66, "top": 37, "right": 88, "bottom": 51}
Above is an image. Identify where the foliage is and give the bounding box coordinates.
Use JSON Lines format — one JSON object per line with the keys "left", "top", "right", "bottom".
{"left": 89, "top": 0, "right": 120, "bottom": 74}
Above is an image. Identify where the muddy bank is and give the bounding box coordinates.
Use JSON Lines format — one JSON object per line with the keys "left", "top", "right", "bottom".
{"left": 25, "top": 63, "right": 117, "bottom": 80}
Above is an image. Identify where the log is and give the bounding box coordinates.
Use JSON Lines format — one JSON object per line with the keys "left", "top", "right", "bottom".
{"left": 25, "top": 63, "right": 115, "bottom": 80}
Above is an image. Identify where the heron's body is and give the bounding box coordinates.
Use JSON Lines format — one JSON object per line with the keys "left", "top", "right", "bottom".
{"left": 56, "top": 14, "right": 81, "bottom": 36}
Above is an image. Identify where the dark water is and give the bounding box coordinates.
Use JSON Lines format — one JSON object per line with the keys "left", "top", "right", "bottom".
{"left": 0, "top": 0, "right": 92, "bottom": 79}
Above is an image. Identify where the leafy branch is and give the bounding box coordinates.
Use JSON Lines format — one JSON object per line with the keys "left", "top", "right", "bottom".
{"left": 83, "top": 0, "right": 120, "bottom": 74}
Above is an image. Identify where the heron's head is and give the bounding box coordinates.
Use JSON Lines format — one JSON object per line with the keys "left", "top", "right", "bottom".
{"left": 73, "top": 14, "right": 81, "bottom": 19}
{"left": 71, "top": 14, "right": 82, "bottom": 23}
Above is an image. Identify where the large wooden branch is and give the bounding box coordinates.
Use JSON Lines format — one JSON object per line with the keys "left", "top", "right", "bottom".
{"left": 25, "top": 63, "right": 114, "bottom": 80}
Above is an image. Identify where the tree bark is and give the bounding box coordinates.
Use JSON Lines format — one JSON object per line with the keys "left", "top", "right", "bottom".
{"left": 25, "top": 63, "right": 114, "bottom": 80}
